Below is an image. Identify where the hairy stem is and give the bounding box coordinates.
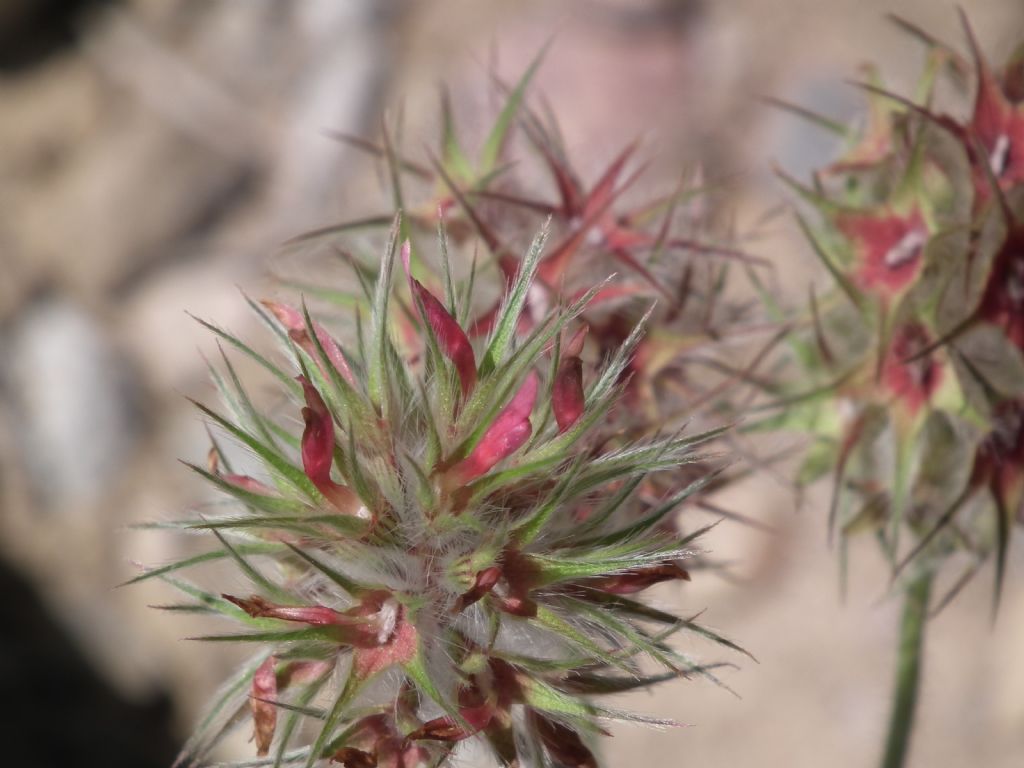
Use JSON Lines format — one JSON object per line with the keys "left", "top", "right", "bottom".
{"left": 880, "top": 571, "right": 932, "bottom": 768}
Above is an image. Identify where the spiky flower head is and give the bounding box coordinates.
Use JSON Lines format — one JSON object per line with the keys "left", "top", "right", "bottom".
{"left": 139, "top": 213, "right": 741, "bottom": 768}
{"left": 765, "top": 12, "right": 1024, "bottom": 608}
{"left": 301, "top": 60, "right": 755, "bottom": 528}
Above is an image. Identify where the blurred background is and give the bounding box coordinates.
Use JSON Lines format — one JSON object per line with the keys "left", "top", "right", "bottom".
{"left": 1, "top": 0, "right": 1023, "bottom": 766}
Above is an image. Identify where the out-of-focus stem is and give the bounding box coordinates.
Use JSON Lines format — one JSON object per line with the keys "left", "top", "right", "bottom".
{"left": 880, "top": 571, "right": 932, "bottom": 768}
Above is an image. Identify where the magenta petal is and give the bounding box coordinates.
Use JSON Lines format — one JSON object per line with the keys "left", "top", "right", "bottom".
{"left": 412, "top": 281, "right": 477, "bottom": 396}
{"left": 451, "top": 372, "right": 538, "bottom": 483}
{"left": 299, "top": 376, "right": 335, "bottom": 488}
{"left": 298, "top": 377, "right": 363, "bottom": 515}
{"left": 553, "top": 357, "right": 584, "bottom": 434}
{"left": 497, "top": 370, "right": 539, "bottom": 426}
{"left": 402, "top": 241, "right": 477, "bottom": 396}
{"left": 454, "top": 422, "right": 532, "bottom": 484}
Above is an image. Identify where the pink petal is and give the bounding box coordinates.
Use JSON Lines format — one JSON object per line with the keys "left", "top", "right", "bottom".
{"left": 299, "top": 377, "right": 363, "bottom": 514}
{"left": 453, "top": 422, "right": 532, "bottom": 485}
{"left": 450, "top": 372, "right": 538, "bottom": 484}
{"left": 299, "top": 376, "right": 335, "bottom": 488}
{"left": 264, "top": 300, "right": 356, "bottom": 386}
{"left": 553, "top": 356, "right": 585, "bottom": 434}
{"left": 494, "top": 370, "right": 539, "bottom": 427}
{"left": 401, "top": 240, "right": 477, "bottom": 396}
{"left": 251, "top": 657, "right": 278, "bottom": 757}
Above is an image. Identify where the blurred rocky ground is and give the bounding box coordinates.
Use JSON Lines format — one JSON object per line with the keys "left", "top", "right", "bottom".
{"left": 0, "top": 1, "right": 1022, "bottom": 766}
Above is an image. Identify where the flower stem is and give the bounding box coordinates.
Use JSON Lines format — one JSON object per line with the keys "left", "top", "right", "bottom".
{"left": 880, "top": 571, "right": 932, "bottom": 768}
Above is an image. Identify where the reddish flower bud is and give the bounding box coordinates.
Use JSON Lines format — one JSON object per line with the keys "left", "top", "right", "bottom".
{"left": 298, "top": 376, "right": 365, "bottom": 516}
{"left": 251, "top": 656, "right": 278, "bottom": 757}
{"left": 299, "top": 376, "right": 336, "bottom": 484}
{"left": 224, "top": 594, "right": 395, "bottom": 652}
{"left": 263, "top": 300, "right": 356, "bottom": 386}
{"left": 589, "top": 561, "right": 691, "bottom": 595}
{"left": 402, "top": 240, "right": 477, "bottom": 397}
{"left": 450, "top": 372, "right": 538, "bottom": 484}
{"left": 553, "top": 356, "right": 584, "bottom": 434}
{"left": 452, "top": 566, "right": 502, "bottom": 612}
{"left": 224, "top": 594, "right": 351, "bottom": 627}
